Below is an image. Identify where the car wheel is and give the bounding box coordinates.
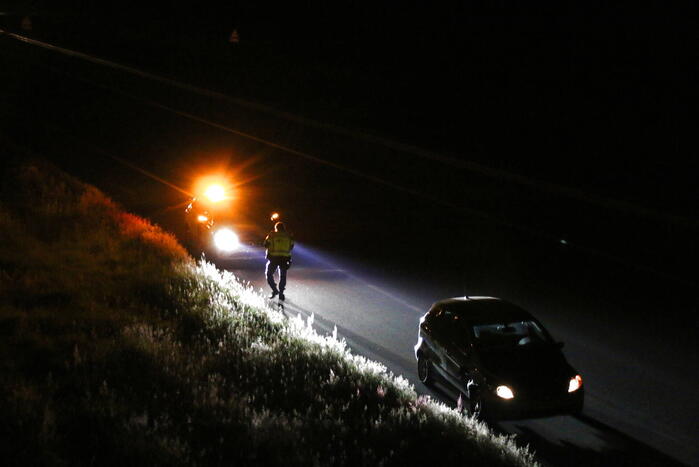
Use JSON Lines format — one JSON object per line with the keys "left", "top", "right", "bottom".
{"left": 417, "top": 354, "right": 434, "bottom": 386}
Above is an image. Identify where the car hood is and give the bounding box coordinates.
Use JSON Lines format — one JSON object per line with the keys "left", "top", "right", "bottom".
{"left": 478, "top": 346, "right": 573, "bottom": 390}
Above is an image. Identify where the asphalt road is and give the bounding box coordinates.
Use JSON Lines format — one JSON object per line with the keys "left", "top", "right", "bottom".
{"left": 219, "top": 245, "right": 694, "bottom": 467}
{"left": 1, "top": 30, "right": 697, "bottom": 466}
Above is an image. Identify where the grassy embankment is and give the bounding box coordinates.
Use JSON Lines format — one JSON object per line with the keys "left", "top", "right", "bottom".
{"left": 0, "top": 158, "right": 537, "bottom": 466}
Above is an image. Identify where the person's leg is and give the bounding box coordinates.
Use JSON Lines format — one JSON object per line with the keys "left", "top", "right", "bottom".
{"left": 279, "top": 262, "right": 287, "bottom": 293}
{"left": 278, "top": 259, "right": 290, "bottom": 300}
{"left": 265, "top": 259, "right": 279, "bottom": 295}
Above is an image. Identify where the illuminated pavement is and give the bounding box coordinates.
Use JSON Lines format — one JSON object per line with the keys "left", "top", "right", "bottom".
{"left": 221, "top": 244, "right": 695, "bottom": 467}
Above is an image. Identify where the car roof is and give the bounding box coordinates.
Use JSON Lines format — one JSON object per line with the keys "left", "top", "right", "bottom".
{"left": 430, "top": 296, "right": 535, "bottom": 322}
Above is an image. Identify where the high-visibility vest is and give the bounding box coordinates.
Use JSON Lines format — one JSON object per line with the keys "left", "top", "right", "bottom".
{"left": 265, "top": 231, "right": 294, "bottom": 257}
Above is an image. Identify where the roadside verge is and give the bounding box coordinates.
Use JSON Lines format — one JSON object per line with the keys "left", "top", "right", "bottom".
{"left": 0, "top": 155, "right": 536, "bottom": 466}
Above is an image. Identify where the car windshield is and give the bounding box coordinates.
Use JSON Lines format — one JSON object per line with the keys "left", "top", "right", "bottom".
{"left": 472, "top": 320, "right": 550, "bottom": 349}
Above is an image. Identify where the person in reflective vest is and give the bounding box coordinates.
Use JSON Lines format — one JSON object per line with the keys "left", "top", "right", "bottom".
{"left": 264, "top": 222, "right": 294, "bottom": 300}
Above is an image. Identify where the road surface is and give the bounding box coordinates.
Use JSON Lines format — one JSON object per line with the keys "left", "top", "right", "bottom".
{"left": 219, "top": 244, "right": 694, "bottom": 466}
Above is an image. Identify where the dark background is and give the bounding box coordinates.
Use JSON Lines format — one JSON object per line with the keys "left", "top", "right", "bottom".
{"left": 2, "top": 1, "right": 697, "bottom": 278}
{"left": 2, "top": 2, "right": 698, "bottom": 464}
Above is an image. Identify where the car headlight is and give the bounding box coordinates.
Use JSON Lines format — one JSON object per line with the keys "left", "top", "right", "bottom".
{"left": 496, "top": 385, "right": 514, "bottom": 399}
{"left": 568, "top": 375, "right": 583, "bottom": 393}
{"left": 213, "top": 228, "right": 239, "bottom": 252}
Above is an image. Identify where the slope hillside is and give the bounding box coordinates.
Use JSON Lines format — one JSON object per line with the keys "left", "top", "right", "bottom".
{"left": 0, "top": 155, "right": 536, "bottom": 466}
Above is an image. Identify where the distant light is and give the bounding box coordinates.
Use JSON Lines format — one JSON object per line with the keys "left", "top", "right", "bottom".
{"left": 270, "top": 212, "right": 280, "bottom": 221}
{"left": 213, "top": 228, "right": 239, "bottom": 252}
{"left": 568, "top": 375, "right": 583, "bottom": 393}
{"left": 496, "top": 385, "right": 514, "bottom": 399}
{"left": 204, "top": 184, "right": 226, "bottom": 202}
{"left": 197, "top": 214, "right": 209, "bottom": 223}
{"left": 560, "top": 239, "right": 568, "bottom": 245}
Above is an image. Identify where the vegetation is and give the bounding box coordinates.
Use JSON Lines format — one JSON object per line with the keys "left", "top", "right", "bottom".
{"left": 0, "top": 158, "right": 537, "bottom": 466}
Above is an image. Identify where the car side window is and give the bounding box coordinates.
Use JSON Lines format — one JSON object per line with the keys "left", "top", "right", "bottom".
{"left": 442, "top": 310, "right": 470, "bottom": 347}
{"left": 424, "top": 307, "right": 445, "bottom": 334}
{"left": 424, "top": 307, "right": 440, "bottom": 326}
{"left": 428, "top": 308, "right": 453, "bottom": 336}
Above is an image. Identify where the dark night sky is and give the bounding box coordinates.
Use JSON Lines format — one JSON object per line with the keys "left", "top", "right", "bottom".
{"left": 2, "top": 1, "right": 697, "bottom": 215}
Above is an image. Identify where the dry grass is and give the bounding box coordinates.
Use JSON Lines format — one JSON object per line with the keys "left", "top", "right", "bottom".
{"left": 0, "top": 159, "right": 537, "bottom": 466}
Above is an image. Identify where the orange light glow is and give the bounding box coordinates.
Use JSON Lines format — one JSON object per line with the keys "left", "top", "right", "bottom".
{"left": 197, "top": 214, "right": 209, "bottom": 223}
{"left": 270, "top": 212, "right": 280, "bottom": 221}
{"left": 204, "top": 184, "right": 226, "bottom": 202}
{"left": 192, "top": 175, "right": 234, "bottom": 205}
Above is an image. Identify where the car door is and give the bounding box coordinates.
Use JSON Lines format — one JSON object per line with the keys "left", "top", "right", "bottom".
{"left": 421, "top": 308, "right": 453, "bottom": 380}
{"left": 419, "top": 306, "right": 443, "bottom": 360}
{"left": 439, "top": 312, "right": 473, "bottom": 393}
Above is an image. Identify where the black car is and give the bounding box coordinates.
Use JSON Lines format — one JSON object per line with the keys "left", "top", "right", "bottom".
{"left": 414, "top": 296, "right": 583, "bottom": 420}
